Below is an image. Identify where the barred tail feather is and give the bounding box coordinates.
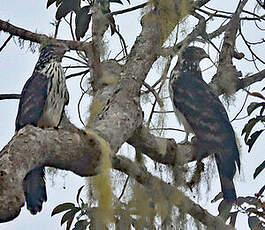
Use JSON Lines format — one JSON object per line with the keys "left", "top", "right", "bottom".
{"left": 23, "top": 167, "right": 47, "bottom": 215}
{"left": 215, "top": 152, "right": 238, "bottom": 201}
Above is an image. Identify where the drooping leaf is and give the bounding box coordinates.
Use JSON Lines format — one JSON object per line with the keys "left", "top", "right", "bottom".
{"left": 76, "top": 185, "right": 85, "bottom": 205}
{"left": 56, "top": 0, "right": 62, "bottom": 7}
{"left": 260, "top": 105, "right": 265, "bottom": 116}
{"left": 75, "top": 6, "right": 92, "bottom": 40}
{"left": 248, "top": 216, "right": 260, "bottom": 229}
{"left": 247, "top": 102, "right": 265, "bottom": 116}
{"left": 246, "top": 130, "right": 264, "bottom": 152}
{"left": 248, "top": 91, "right": 265, "bottom": 100}
{"left": 51, "top": 202, "right": 75, "bottom": 216}
{"left": 61, "top": 207, "right": 80, "bottom": 227}
{"left": 46, "top": 0, "right": 57, "bottom": 8}
{"left": 56, "top": 0, "right": 81, "bottom": 20}
{"left": 211, "top": 192, "right": 223, "bottom": 203}
{"left": 73, "top": 220, "right": 89, "bottom": 230}
{"left": 242, "top": 118, "right": 260, "bottom": 142}
{"left": 253, "top": 160, "right": 265, "bottom": 179}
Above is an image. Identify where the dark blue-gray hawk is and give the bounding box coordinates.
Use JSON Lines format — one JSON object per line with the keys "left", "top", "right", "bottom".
{"left": 15, "top": 43, "right": 69, "bottom": 214}
{"left": 169, "top": 46, "right": 240, "bottom": 201}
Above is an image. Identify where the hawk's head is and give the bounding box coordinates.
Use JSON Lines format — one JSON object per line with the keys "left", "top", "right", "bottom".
{"left": 181, "top": 46, "right": 209, "bottom": 63}
{"left": 39, "top": 42, "right": 69, "bottom": 62}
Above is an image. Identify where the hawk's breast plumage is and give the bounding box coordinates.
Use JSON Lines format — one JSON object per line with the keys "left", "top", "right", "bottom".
{"left": 169, "top": 46, "right": 240, "bottom": 201}
{"left": 15, "top": 43, "right": 69, "bottom": 214}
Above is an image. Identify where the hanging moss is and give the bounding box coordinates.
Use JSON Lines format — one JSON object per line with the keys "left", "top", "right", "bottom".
{"left": 86, "top": 97, "right": 103, "bottom": 128}
{"left": 149, "top": 0, "right": 192, "bottom": 44}
{"left": 129, "top": 182, "right": 156, "bottom": 228}
{"left": 85, "top": 129, "right": 114, "bottom": 228}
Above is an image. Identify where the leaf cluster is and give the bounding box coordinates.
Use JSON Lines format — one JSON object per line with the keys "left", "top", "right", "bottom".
{"left": 242, "top": 90, "right": 265, "bottom": 180}
{"left": 52, "top": 186, "right": 88, "bottom": 230}
{"left": 236, "top": 192, "right": 265, "bottom": 230}
{"left": 46, "top": 0, "right": 130, "bottom": 40}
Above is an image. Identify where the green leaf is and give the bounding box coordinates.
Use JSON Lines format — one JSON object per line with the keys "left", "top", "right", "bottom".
{"left": 76, "top": 185, "right": 85, "bottom": 205}
{"left": 51, "top": 202, "right": 75, "bottom": 216}
{"left": 242, "top": 118, "right": 260, "bottom": 142}
{"left": 46, "top": 0, "right": 57, "bottom": 8}
{"left": 61, "top": 207, "right": 80, "bottom": 226}
{"left": 55, "top": 0, "right": 81, "bottom": 20}
{"left": 75, "top": 6, "right": 91, "bottom": 40}
{"left": 248, "top": 216, "right": 259, "bottom": 229}
{"left": 247, "top": 102, "right": 265, "bottom": 116}
{"left": 260, "top": 105, "right": 265, "bottom": 116}
{"left": 246, "top": 130, "right": 264, "bottom": 152}
{"left": 73, "top": 220, "right": 89, "bottom": 230}
{"left": 56, "top": 0, "right": 62, "bottom": 7}
{"left": 253, "top": 160, "right": 265, "bottom": 179}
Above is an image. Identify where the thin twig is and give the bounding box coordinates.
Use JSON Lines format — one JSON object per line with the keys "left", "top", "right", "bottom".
{"left": 118, "top": 176, "right": 129, "bottom": 200}
{"left": 64, "top": 55, "right": 89, "bottom": 65}
{"left": 63, "top": 65, "right": 89, "bottom": 69}
{"left": 66, "top": 69, "right": 90, "bottom": 79}
{"left": 230, "top": 89, "right": 249, "bottom": 122}
{"left": 77, "top": 90, "right": 88, "bottom": 127}
{"left": 110, "top": 2, "right": 149, "bottom": 16}
{"left": 113, "top": 26, "right": 128, "bottom": 57}
{"left": 150, "top": 128, "right": 185, "bottom": 132}
{"left": 64, "top": 12, "right": 76, "bottom": 41}
{"left": 53, "top": 20, "right": 61, "bottom": 39}
{"left": 143, "top": 82, "right": 163, "bottom": 108}
{"left": 0, "top": 35, "right": 12, "bottom": 52}
{"left": 0, "top": 94, "right": 20, "bottom": 100}
{"left": 154, "top": 110, "right": 174, "bottom": 114}
{"left": 239, "top": 28, "right": 265, "bottom": 65}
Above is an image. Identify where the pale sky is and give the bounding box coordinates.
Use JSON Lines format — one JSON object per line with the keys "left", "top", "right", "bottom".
{"left": 0, "top": 0, "right": 264, "bottom": 229}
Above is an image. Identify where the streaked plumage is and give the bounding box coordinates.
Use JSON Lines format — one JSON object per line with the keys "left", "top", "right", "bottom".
{"left": 15, "top": 43, "right": 69, "bottom": 214}
{"left": 169, "top": 46, "right": 240, "bottom": 201}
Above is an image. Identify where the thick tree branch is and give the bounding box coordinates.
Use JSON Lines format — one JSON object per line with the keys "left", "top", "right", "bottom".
{"left": 0, "top": 124, "right": 233, "bottom": 229}
{"left": 112, "top": 155, "right": 235, "bottom": 230}
{"left": 0, "top": 0, "right": 257, "bottom": 227}
{"left": 210, "top": 0, "right": 248, "bottom": 95}
{"left": 238, "top": 69, "right": 265, "bottom": 89}
{"left": 0, "top": 19, "right": 91, "bottom": 52}
{"left": 0, "top": 125, "right": 101, "bottom": 222}
{"left": 127, "top": 126, "right": 195, "bottom": 165}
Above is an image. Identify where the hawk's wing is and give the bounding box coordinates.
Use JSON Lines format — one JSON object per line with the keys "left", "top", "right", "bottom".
{"left": 171, "top": 72, "right": 240, "bottom": 200}
{"left": 15, "top": 71, "right": 49, "bottom": 131}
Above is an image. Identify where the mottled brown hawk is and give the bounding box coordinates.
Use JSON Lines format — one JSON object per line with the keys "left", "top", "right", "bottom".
{"left": 15, "top": 43, "right": 69, "bottom": 214}
{"left": 169, "top": 46, "right": 240, "bottom": 201}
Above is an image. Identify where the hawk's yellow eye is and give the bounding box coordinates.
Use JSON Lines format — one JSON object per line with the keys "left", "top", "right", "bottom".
{"left": 193, "top": 51, "right": 199, "bottom": 56}
{"left": 55, "top": 44, "right": 60, "bottom": 48}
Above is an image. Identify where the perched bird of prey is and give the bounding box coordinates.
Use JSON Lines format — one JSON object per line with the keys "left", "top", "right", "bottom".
{"left": 169, "top": 46, "right": 240, "bottom": 201}
{"left": 15, "top": 43, "right": 69, "bottom": 214}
